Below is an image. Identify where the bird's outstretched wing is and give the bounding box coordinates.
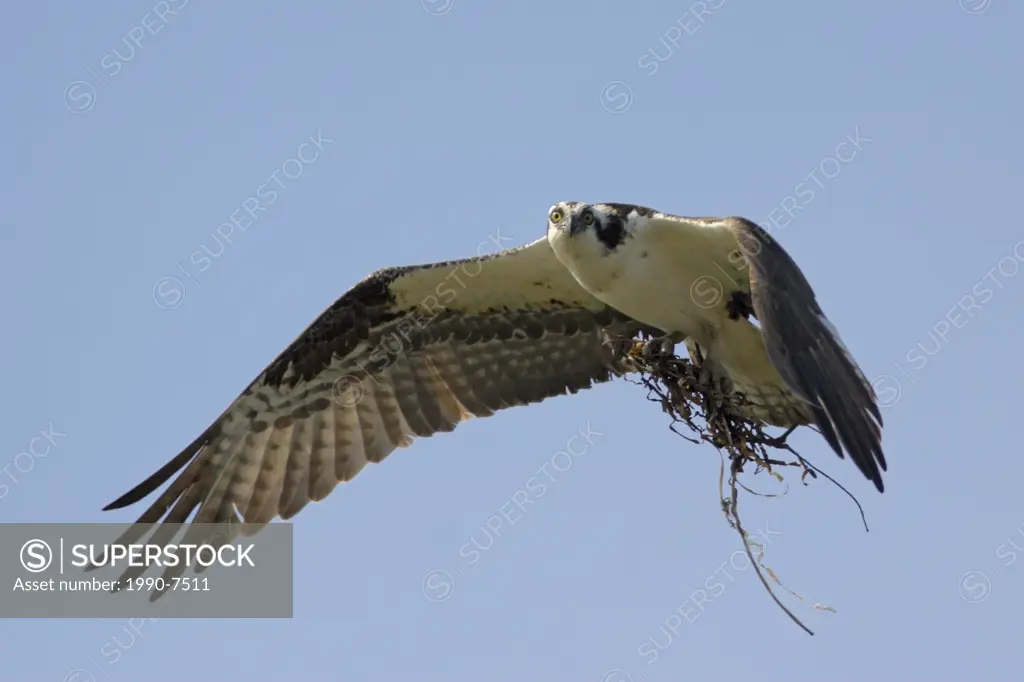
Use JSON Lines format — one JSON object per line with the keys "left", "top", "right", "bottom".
{"left": 721, "top": 217, "right": 886, "bottom": 492}
{"left": 102, "top": 236, "right": 651, "bottom": 571}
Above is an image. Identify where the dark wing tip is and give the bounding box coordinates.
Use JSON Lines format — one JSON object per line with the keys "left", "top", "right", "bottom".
{"left": 726, "top": 216, "right": 887, "bottom": 493}
{"left": 813, "top": 368, "right": 887, "bottom": 493}
{"left": 102, "top": 495, "right": 136, "bottom": 512}
{"left": 843, "top": 451, "right": 884, "bottom": 493}
{"left": 812, "top": 394, "right": 882, "bottom": 491}
{"left": 776, "top": 340, "right": 887, "bottom": 493}
{"left": 102, "top": 428, "right": 212, "bottom": 511}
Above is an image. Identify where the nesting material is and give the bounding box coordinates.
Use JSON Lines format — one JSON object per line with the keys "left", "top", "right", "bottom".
{"left": 618, "top": 335, "right": 860, "bottom": 635}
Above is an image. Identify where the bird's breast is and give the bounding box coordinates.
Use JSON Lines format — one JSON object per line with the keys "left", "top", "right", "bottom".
{"left": 572, "top": 239, "right": 743, "bottom": 343}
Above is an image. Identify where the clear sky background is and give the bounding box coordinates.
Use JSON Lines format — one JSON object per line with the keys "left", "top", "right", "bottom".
{"left": 3, "top": 1, "right": 1023, "bottom": 680}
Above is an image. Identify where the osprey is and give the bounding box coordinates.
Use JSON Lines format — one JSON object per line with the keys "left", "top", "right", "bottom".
{"left": 105, "top": 201, "right": 884, "bottom": 549}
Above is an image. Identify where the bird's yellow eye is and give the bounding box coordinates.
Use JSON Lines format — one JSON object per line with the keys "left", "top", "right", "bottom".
{"left": 582, "top": 212, "right": 595, "bottom": 226}
{"left": 550, "top": 209, "right": 563, "bottom": 223}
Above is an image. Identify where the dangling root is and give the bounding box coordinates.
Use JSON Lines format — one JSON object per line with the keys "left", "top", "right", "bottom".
{"left": 616, "top": 332, "right": 868, "bottom": 635}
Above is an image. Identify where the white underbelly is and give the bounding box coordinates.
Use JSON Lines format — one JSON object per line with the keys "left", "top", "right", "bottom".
{"left": 592, "top": 251, "right": 790, "bottom": 408}
{"left": 547, "top": 217, "right": 799, "bottom": 422}
{"left": 586, "top": 248, "right": 726, "bottom": 342}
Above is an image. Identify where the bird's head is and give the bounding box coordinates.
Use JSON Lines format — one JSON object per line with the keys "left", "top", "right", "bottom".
{"left": 546, "top": 201, "right": 652, "bottom": 260}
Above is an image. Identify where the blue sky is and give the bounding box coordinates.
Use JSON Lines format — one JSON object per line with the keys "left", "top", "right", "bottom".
{"left": 3, "top": 0, "right": 1023, "bottom": 679}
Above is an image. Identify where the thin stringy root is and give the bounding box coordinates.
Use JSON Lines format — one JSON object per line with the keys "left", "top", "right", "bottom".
{"left": 616, "top": 333, "right": 858, "bottom": 636}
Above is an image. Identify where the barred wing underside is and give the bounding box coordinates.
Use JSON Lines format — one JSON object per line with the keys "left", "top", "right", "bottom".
{"left": 101, "top": 236, "right": 650, "bottom": 588}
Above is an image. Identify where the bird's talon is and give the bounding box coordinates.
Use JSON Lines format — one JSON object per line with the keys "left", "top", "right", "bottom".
{"left": 641, "top": 336, "right": 675, "bottom": 362}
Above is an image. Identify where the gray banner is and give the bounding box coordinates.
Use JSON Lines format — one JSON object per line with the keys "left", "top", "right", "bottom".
{"left": 0, "top": 523, "right": 292, "bottom": 618}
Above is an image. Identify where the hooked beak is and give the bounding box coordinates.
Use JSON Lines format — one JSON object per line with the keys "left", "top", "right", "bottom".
{"left": 568, "top": 213, "right": 588, "bottom": 236}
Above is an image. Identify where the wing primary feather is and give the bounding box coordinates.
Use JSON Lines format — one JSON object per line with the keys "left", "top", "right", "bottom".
{"left": 725, "top": 217, "right": 886, "bottom": 492}
{"left": 102, "top": 426, "right": 215, "bottom": 511}
{"left": 102, "top": 236, "right": 649, "bottom": 551}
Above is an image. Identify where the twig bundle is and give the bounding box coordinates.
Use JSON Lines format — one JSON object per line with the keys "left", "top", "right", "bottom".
{"left": 620, "top": 336, "right": 867, "bottom": 635}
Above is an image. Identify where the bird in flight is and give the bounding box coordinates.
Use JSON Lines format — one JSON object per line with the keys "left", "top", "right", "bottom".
{"left": 105, "top": 201, "right": 885, "bottom": 549}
